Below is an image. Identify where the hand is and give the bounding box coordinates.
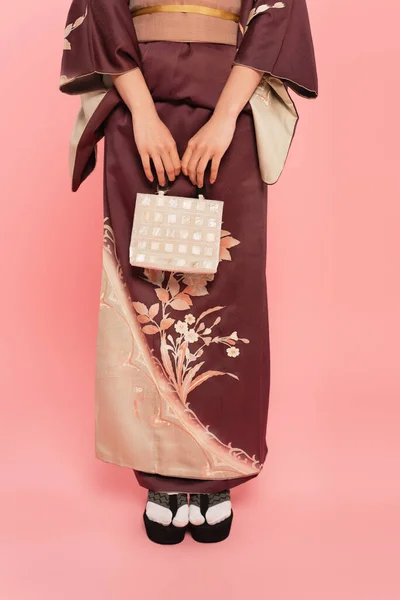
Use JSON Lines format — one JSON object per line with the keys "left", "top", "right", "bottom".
{"left": 132, "top": 108, "right": 181, "bottom": 186}
{"left": 181, "top": 113, "right": 237, "bottom": 187}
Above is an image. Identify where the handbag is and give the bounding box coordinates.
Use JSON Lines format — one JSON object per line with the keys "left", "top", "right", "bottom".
{"left": 129, "top": 184, "right": 224, "bottom": 274}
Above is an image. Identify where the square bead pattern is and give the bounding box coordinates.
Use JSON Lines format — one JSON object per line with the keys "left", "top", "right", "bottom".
{"left": 129, "top": 191, "right": 224, "bottom": 274}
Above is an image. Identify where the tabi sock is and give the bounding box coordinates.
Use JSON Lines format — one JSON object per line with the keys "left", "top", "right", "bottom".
{"left": 189, "top": 491, "right": 232, "bottom": 526}
{"left": 145, "top": 491, "right": 189, "bottom": 527}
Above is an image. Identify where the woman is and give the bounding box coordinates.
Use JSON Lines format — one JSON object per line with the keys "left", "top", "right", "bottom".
{"left": 59, "top": 0, "right": 318, "bottom": 544}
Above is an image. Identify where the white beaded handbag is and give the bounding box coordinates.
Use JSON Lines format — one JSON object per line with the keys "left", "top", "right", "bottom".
{"left": 129, "top": 185, "right": 224, "bottom": 274}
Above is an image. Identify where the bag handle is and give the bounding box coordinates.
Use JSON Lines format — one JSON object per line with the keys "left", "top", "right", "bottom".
{"left": 157, "top": 182, "right": 205, "bottom": 200}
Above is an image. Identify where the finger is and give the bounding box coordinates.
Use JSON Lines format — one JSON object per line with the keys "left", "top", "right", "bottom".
{"left": 187, "top": 150, "right": 202, "bottom": 186}
{"left": 210, "top": 154, "right": 222, "bottom": 184}
{"left": 169, "top": 144, "right": 181, "bottom": 176}
{"left": 151, "top": 154, "right": 166, "bottom": 187}
{"left": 160, "top": 150, "right": 176, "bottom": 182}
{"left": 140, "top": 151, "right": 154, "bottom": 182}
{"left": 196, "top": 153, "right": 211, "bottom": 188}
{"left": 181, "top": 140, "right": 194, "bottom": 175}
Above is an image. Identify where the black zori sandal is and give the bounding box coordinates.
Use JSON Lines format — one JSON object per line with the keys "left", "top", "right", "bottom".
{"left": 189, "top": 491, "right": 233, "bottom": 543}
{"left": 143, "top": 491, "right": 188, "bottom": 545}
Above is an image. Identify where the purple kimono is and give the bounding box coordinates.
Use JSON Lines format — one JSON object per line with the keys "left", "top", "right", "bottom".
{"left": 59, "top": 0, "right": 318, "bottom": 493}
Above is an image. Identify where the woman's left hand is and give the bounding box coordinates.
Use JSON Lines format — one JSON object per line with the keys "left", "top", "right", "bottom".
{"left": 181, "top": 113, "right": 237, "bottom": 187}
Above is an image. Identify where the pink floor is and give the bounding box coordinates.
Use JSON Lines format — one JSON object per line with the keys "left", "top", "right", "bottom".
{"left": 2, "top": 448, "right": 399, "bottom": 599}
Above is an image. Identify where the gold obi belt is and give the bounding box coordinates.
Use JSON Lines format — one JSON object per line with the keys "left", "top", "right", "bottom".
{"left": 131, "top": 4, "right": 240, "bottom": 46}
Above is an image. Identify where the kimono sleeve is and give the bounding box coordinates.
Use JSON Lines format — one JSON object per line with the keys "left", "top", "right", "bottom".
{"left": 234, "top": 0, "right": 318, "bottom": 99}
{"left": 59, "top": 0, "right": 141, "bottom": 94}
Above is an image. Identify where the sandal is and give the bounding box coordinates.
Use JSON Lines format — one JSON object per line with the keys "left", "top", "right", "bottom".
{"left": 143, "top": 492, "right": 188, "bottom": 545}
{"left": 189, "top": 492, "right": 233, "bottom": 543}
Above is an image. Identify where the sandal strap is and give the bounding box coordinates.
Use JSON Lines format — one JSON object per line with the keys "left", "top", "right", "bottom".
{"left": 148, "top": 491, "right": 170, "bottom": 508}
{"left": 176, "top": 493, "right": 188, "bottom": 509}
{"left": 147, "top": 491, "right": 188, "bottom": 518}
{"left": 189, "top": 490, "right": 231, "bottom": 516}
{"left": 189, "top": 493, "right": 201, "bottom": 508}
{"left": 208, "top": 491, "right": 230, "bottom": 507}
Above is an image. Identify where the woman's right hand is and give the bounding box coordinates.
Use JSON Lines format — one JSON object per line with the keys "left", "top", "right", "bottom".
{"left": 132, "top": 108, "right": 181, "bottom": 186}
{"left": 111, "top": 69, "right": 181, "bottom": 186}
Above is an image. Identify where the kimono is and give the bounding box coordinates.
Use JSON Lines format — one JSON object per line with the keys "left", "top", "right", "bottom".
{"left": 59, "top": 0, "right": 318, "bottom": 493}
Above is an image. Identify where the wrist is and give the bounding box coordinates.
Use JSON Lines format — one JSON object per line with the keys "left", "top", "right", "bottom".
{"left": 130, "top": 102, "right": 158, "bottom": 123}
{"left": 213, "top": 103, "right": 240, "bottom": 123}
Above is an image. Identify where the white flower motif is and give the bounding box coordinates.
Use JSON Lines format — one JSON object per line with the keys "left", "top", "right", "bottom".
{"left": 230, "top": 331, "right": 239, "bottom": 341}
{"left": 185, "top": 314, "right": 196, "bottom": 325}
{"left": 203, "top": 328, "right": 212, "bottom": 335}
{"left": 175, "top": 320, "right": 188, "bottom": 334}
{"left": 227, "top": 347, "right": 240, "bottom": 358}
{"left": 185, "top": 329, "right": 199, "bottom": 344}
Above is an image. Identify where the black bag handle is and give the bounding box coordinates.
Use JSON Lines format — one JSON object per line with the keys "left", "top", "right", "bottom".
{"left": 156, "top": 182, "right": 205, "bottom": 198}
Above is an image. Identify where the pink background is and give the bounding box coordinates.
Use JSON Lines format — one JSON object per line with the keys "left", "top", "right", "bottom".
{"left": 1, "top": 1, "right": 399, "bottom": 598}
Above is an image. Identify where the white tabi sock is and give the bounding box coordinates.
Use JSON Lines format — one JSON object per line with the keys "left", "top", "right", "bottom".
{"left": 189, "top": 491, "right": 232, "bottom": 526}
{"left": 145, "top": 491, "right": 189, "bottom": 527}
